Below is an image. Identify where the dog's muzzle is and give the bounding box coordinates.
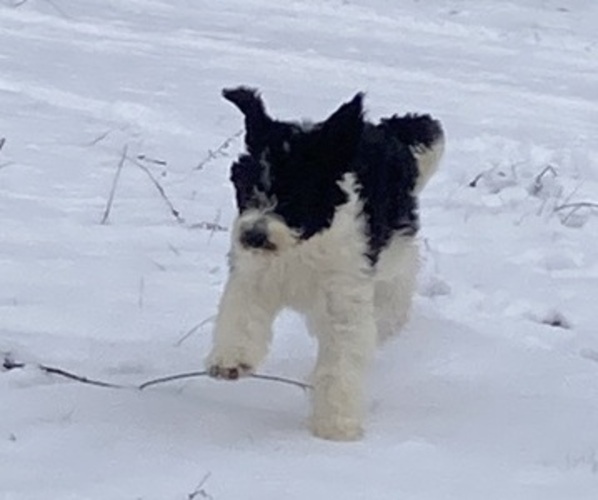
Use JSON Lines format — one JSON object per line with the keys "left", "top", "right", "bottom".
{"left": 239, "top": 224, "right": 277, "bottom": 251}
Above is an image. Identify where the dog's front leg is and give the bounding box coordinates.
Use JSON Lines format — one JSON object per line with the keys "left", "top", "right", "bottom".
{"left": 308, "top": 278, "right": 377, "bottom": 441}
{"left": 206, "top": 263, "right": 281, "bottom": 380}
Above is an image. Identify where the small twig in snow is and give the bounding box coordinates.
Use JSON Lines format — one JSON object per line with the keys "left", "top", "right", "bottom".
{"left": 248, "top": 373, "right": 312, "bottom": 390}
{"left": 0, "top": 138, "right": 10, "bottom": 170}
{"left": 189, "top": 209, "right": 228, "bottom": 241}
{"left": 195, "top": 129, "right": 243, "bottom": 170}
{"left": 530, "top": 164, "right": 558, "bottom": 195}
{"left": 139, "top": 370, "right": 311, "bottom": 391}
{"left": 2, "top": 355, "right": 126, "bottom": 389}
{"left": 188, "top": 220, "right": 228, "bottom": 233}
{"left": 127, "top": 155, "right": 185, "bottom": 224}
{"left": 208, "top": 209, "right": 223, "bottom": 241}
{"left": 168, "top": 243, "right": 181, "bottom": 256}
{"left": 3, "top": 355, "right": 310, "bottom": 392}
{"left": 175, "top": 315, "right": 216, "bottom": 347}
{"left": 534, "top": 165, "right": 558, "bottom": 183}
{"left": 100, "top": 145, "right": 128, "bottom": 225}
{"left": 137, "top": 154, "right": 167, "bottom": 167}
{"left": 554, "top": 201, "right": 598, "bottom": 213}
{"left": 137, "top": 371, "right": 205, "bottom": 390}
{"left": 560, "top": 181, "right": 584, "bottom": 208}
{"left": 86, "top": 130, "right": 112, "bottom": 147}
{"left": 468, "top": 172, "right": 484, "bottom": 188}
{"left": 468, "top": 161, "right": 523, "bottom": 189}
{"left": 187, "top": 472, "right": 213, "bottom": 500}
{"left": 554, "top": 201, "right": 598, "bottom": 225}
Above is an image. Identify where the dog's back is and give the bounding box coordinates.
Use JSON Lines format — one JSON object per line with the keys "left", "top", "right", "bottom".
{"left": 353, "top": 113, "right": 444, "bottom": 263}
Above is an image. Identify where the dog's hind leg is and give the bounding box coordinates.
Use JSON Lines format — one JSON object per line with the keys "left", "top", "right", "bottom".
{"left": 307, "top": 277, "right": 377, "bottom": 441}
{"left": 206, "top": 261, "right": 282, "bottom": 380}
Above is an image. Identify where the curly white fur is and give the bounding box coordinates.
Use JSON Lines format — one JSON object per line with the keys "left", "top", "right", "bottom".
{"left": 206, "top": 172, "right": 423, "bottom": 441}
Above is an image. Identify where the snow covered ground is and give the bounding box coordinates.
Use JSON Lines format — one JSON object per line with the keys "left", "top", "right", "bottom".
{"left": 1, "top": 0, "right": 597, "bottom": 498}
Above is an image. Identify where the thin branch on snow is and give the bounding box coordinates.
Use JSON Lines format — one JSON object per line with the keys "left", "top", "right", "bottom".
{"left": 2, "top": 356, "right": 126, "bottom": 389}
{"left": 529, "top": 164, "right": 558, "bottom": 195}
{"left": 139, "top": 371, "right": 312, "bottom": 391}
{"left": 245, "top": 372, "right": 312, "bottom": 390}
{"left": 136, "top": 154, "right": 167, "bottom": 166}
{"left": 468, "top": 172, "right": 484, "bottom": 188}
{"left": 86, "top": 129, "right": 113, "bottom": 147}
{"left": 554, "top": 201, "right": 598, "bottom": 226}
{"left": 100, "top": 145, "right": 128, "bottom": 225}
{"left": 468, "top": 161, "right": 523, "bottom": 189}
{"left": 534, "top": 165, "right": 558, "bottom": 184}
{"left": 188, "top": 209, "right": 229, "bottom": 235}
{"left": 122, "top": 152, "right": 230, "bottom": 231}
{"left": 195, "top": 129, "right": 243, "bottom": 170}
{"left": 2, "top": 355, "right": 311, "bottom": 392}
{"left": 175, "top": 315, "right": 216, "bottom": 346}
{"left": 187, "top": 472, "right": 213, "bottom": 500}
{"left": 188, "top": 219, "right": 228, "bottom": 233}
{"left": 554, "top": 201, "right": 598, "bottom": 212}
{"left": 138, "top": 371, "right": 208, "bottom": 390}
{"left": 207, "top": 209, "right": 223, "bottom": 242}
{"left": 0, "top": 138, "right": 10, "bottom": 170}
{"left": 559, "top": 181, "right": 584, "bottom": 208}
{"left": 126, "top": 154, "right": 185, "bottom": 224}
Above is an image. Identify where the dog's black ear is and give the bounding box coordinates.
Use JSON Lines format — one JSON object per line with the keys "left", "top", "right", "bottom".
{"left": 320, "top": 93, "right": 364, "bottom": 152}
{"left": 222, "top": 87, "right": 272, "bottom": 154}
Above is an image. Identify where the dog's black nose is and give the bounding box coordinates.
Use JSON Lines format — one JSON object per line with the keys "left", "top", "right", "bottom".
{"left": 240, "top": 227, "right": 271, "bottom": 249}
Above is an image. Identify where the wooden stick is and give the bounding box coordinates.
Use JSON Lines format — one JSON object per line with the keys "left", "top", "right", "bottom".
{"left": 139, "top": 370, "right": 311, "bottom": 391}
{"left": 3, "top": 355, "right": 310, "bottom": 392}
{"left": 2, "top": 356, "right": 126, "bottom": 389}
{"left": 127, "top": 155, "right": 185, "bottom": 223}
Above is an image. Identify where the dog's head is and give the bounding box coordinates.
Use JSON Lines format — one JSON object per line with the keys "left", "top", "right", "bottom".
{"left": 223, "top": 87, "right": 364, "bottom": 253}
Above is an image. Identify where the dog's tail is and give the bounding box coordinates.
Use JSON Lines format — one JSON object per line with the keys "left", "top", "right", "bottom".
{"left": 383, "top": 114, "right": 445, "bottom": 194}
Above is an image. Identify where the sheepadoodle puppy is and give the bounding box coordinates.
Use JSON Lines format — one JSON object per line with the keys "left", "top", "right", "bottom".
{"left": 206, "top": 87, "right": 444, "bottom": 441}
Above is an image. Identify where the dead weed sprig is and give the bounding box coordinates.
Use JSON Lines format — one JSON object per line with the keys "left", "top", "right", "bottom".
{"left": 195, "top": 129, "right": 243, "bottom": 170}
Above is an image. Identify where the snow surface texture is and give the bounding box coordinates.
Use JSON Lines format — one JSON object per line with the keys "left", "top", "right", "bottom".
{"left": 1, "top": 0, "right": 597, "bottom": 498}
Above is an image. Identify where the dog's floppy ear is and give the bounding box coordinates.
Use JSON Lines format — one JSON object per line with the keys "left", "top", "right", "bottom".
{"left": 222, "top": 86, "right": 272, "bottom": 154}
{"left": 320, "top": 92, "right": 364, "bottom": 153}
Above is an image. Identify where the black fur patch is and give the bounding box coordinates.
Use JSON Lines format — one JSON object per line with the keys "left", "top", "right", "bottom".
{"left": 223, "top": 87, "right": 442, "bottom": 264}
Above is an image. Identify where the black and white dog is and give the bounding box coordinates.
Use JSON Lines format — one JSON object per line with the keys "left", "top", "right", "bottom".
{"left": 206, "top": 87, "right": 444, "bottom": 441}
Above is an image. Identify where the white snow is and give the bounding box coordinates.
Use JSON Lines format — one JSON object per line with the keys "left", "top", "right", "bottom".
{"left": 1, "top": 0, "right": 597, "bottom": 498}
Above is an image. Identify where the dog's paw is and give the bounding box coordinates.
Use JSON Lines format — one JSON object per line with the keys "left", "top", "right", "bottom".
{"left": 206, "top": 340, "right": 267, "bottom": 381}
{"left": 207, "top": 362, "right": 253, "bottom": 381}
{"left": 206, "top": 348, "right": 256, "bottom": 380}
{"left": 310, "top": 416, "right": 364, "bottom": 442}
